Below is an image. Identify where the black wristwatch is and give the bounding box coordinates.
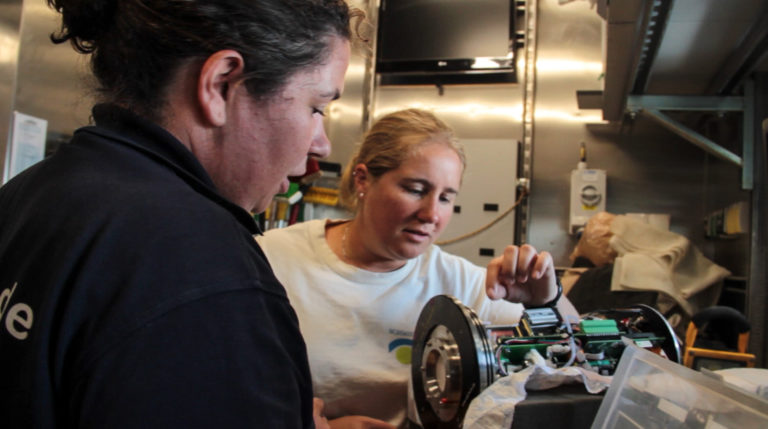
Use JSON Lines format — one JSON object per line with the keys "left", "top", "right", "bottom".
{"left": 527, "top": 277, "right": 563, "bottom": 308}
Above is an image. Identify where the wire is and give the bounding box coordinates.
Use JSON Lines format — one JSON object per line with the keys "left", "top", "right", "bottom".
{"left": 435, "top": 189, "right": 528, "bottom": 246}
{"left": 495, "top": 347, "right": 508, "bottom": 376}
{"left": 563, "top": 315, "right": 579, "bottom": 367}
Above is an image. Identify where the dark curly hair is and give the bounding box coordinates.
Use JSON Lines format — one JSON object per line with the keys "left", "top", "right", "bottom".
{"left": 48, "top": 0, "right": 360, "bottom": 121}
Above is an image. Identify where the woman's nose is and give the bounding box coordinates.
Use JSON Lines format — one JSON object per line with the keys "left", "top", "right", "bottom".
{"left": 310, "top": 120, "right": 332, "bottom": 159}
{"left": 417, "top": 198, "right": 440, "bottom": 223}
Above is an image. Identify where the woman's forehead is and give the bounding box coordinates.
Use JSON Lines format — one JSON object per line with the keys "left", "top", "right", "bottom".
{"left": 390, "top": 144, "right": 463, "bottom": 179}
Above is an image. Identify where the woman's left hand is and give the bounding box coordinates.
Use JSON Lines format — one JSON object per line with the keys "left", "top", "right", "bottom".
{"left": 313, "top": 398, "right": 332, "bottom": 429}
{"left": 485, "top": 244, "right": 558, "bottom": 306}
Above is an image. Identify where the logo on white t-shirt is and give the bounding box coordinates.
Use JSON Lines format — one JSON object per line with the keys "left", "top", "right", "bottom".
{"left": 388, "top": 337, "right": 413, "bottom": 365}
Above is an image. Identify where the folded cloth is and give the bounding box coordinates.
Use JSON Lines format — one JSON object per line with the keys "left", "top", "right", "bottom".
{"left": 609, "top": 215, "right": 689, "bottom": 264}
{"left": 608, "top": 215, "right": 730, "bottom": 316}
{"left": 463, "top": 359, "right": 611, "bottom": 429}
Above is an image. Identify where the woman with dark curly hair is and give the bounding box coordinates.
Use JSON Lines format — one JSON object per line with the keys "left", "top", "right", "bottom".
{"left": 0, "top": 1, "right": 360, "bottom": 428}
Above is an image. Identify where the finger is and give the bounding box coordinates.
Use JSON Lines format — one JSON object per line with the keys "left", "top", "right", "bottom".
{"left": 499, "top": 245, "right": 520, "bottom": 280}
{"left": 485, "top": 256, "right": 508, "bottom": 300}
{"left": 533, "top": 251, "right": 559, "bottom": 303}
{"left": 365, "top": 418, "right": 398, "bottom": 429}
{"left": 532, "top": 250, "right": 554, "bottom": 280}
{"left": 313, "top": 398, "right": 331, "bottom": 429}
{"left": 329, "top": 416, "right": 396, "bottom": 429}
{"left": 515, "top": 244, "right": 538, "bottom": 283}
{"left": 313, "top": 397, "right": 325, "bottom": 415}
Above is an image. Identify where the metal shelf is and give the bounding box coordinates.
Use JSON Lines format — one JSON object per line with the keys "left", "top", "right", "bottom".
{"left": 578, "top": 0, "right": 768, "bottom": 191}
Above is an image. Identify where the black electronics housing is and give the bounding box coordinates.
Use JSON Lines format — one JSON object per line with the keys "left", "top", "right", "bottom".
{"left": 376, "top": 0, "right": 518, "bottom": 86}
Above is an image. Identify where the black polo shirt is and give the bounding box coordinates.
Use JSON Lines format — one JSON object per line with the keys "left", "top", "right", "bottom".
{"left": 0, "top": 104, "right": 313, "bottom": 428}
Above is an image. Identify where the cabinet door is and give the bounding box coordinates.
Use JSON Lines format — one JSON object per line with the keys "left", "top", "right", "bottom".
{"left": 439, "top": 139, "right": 518, "bottom": 266}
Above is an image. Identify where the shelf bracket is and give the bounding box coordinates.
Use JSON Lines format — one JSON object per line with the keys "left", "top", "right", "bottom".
{"left": 626, "top": 94, "right": 754, "bottom": 190}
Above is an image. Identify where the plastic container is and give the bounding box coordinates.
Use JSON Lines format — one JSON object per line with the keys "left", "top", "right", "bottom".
{"left": 592, "top": 343, "right": 768, "bottom": 428}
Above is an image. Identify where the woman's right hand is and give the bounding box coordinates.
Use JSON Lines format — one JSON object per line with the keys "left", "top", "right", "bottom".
{"left": 485, "top": 244, "right": 558, "bottom": 306}
{"left": 329, "top": 415, "right": 396, "bottom": 429}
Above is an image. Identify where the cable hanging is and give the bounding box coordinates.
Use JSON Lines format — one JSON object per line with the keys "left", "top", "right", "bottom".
{"left": 436, "top": 189, "right": 528, "bottom": 246}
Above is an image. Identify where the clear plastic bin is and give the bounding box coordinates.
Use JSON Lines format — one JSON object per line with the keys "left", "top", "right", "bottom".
{"left": 592, "top": 343, "right": 768, "bottom": 428}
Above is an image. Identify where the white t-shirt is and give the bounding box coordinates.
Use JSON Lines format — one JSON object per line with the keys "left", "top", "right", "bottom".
{"left": 256, "top": 219, "right": 524, "bottom": 426}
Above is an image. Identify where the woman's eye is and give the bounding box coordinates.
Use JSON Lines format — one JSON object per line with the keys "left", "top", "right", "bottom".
{"left": 404, "top": 186, "right": 425, "bottom": 195}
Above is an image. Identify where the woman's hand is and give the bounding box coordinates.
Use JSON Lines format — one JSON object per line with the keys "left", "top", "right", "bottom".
{"left": 485, "top": 244, "right": 558, "bottom": 306}
{"left": 329, "top": 415, "right": 396, "bottom": 429}
{"left": 313, "top": 398, "right": 331, "bottom": 429}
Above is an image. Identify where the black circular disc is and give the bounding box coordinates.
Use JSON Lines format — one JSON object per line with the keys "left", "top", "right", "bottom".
{"left": 411, "top": 295, "right": 495, "bottom": 428}
{"left": 636, "top": 303, "right": 682, "bottom": 363}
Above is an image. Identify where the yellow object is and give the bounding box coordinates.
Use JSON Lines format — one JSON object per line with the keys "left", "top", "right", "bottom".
{"left": 705, "top": 201, "right": 749, "bottom": 237}
{"left": 724, "top": 201, "right": 748, "bottom": 234}
{"left": 684, "top": 323, "right": 755, "bottom": 369}
{"left": 303, "top": 187, "right": 339, "bottom": 206}
{"left": 683, "top": 308, "right": 755, "bottom": 370}
{"left": 275, "top": 200, "right": 289, "bottom": 220}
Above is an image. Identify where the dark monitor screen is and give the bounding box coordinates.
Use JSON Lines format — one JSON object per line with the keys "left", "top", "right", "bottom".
{"left": 376, "top": 0, "right": 515, "bottom": 81}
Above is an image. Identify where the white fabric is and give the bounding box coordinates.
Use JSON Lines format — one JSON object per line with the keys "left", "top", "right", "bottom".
{"left": 463, "top": 353, "right": 611, "bottom": 429}
{"left": 714, "top": 368, "right": 768, "bottom": 399}
{"left": 608, "top": 215, "right": 730, "bottom": 316}
{"left": 256, "top": 219, "right": 524, "bottom": 426}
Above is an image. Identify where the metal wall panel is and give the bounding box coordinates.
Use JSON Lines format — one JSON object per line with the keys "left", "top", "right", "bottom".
{"left": 327, "top": 0, "right": 751, "bottom": 273}
{"left": 437, "top": 137, "right": 518, "bottom": 266}
{"left": 324, "top": 0, "right": 376, "bottom": 168}
{"left": 0, "top": 0, "right": 22, "bottom": 180}
{"left": 0, "top": 0, "right": 93, "bottom": 181}
{"left": 530, "top": 0, "right": 750, "bottom": 271}
{"left": 15, "top": 1, "right": 92, "bottom": 140}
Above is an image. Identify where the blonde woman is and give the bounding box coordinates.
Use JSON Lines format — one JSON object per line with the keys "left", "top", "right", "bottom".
{"left": 257, "top": 109, "right": 576, "bottom": 428}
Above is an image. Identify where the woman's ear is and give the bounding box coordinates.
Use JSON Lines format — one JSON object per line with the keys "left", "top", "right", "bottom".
{"left": 197, "top": 50, "right": 245, "bottom": 127}
{"left": 353, "top": 164, "right": 369, "bottom": 194}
